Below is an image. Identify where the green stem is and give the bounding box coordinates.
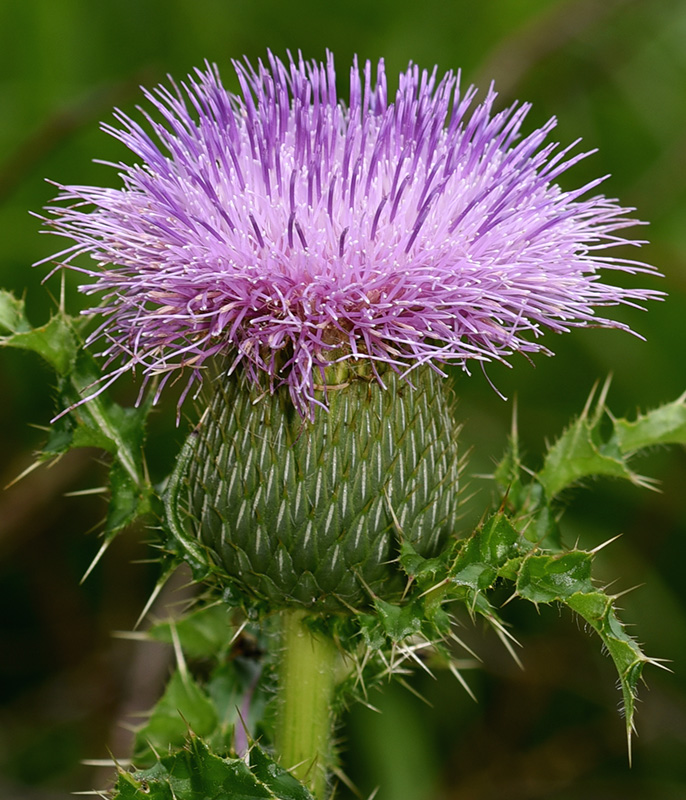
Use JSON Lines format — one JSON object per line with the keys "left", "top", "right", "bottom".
{"left": 275, "top": 609, "right": 338, "bottom": 799}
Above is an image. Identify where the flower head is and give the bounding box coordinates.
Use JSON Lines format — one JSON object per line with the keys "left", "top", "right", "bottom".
{"left": 41, "top": 52, "right": 659, "bottom": 416}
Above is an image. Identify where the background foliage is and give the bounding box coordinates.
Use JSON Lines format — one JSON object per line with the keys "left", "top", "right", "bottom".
{"left": 1, "top": 0, "right": 685, "bottom": 797}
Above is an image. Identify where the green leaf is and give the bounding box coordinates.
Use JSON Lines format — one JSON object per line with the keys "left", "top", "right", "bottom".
{"left": 537, "top": 413, "right": 635, "bottom": 500}
{"left": 0, "top": 291, "right": 77, "bottom": 375}
{"left": 536, "top": 382, "right": 686, "bottom": 500}
{"left": 205, "top": 660, "right": 265, "bottom": 744}
{"left": 250, "top": 745, "right": 315, "bottom": 800}
{"left": 373, "top": 598, "right": 423, "bottom": 641}
{"left": 148, "top": 605, "right": 233, "bottom": 660}
{"left": 163, "top": 429, "right": 217, "bottom": 580}
{"left": 0, "top": 290, "right": 31, "bottom": 333}
{"left": 138, "top": 612, "right": 268, "bottom": 759}
{"left": 53, "top": 349, "right": 157, "bottom": 539}
{"left": 105, "top": 461, "right": 152, "bottom": 535}
{"left": 613, "top": 392, "right": 686, "bottom": 451}
{"left": 60, "top": 349, "right": 149, "bottom": 483}
{"left": 507, "top": 545, "right": 655, "bottom": 752}
{"left": 133, "top": 670, "right": 219, "bottom": 765}
{"left": 2, "top": 292, "right": 156, "bottom": 550}
{"left": 569, "top": 588, "right": 652, "bottom": 755}
{"left": 397, "top": 538, "right": 450, "bottom": 583}
{"left": 1, "top": 291, "right": 152, "bottom": 505}
{"left": 450, "top": 513, "right": 527, "bottom": 591}
{"left": 439, "top": 508, "right": 657, "bottom": 749}
{"left": 112, "top": 736, "right": 313, "bottom": 800}
{"left": 516, "top": 551, "right": 594, "bottom": 603}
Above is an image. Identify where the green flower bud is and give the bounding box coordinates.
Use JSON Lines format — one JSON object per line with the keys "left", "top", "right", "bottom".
{"left": 168, "top": 363, "right": 460, "bottom": 611}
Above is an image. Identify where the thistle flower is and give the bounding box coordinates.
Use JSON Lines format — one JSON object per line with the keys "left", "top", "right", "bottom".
{"left": 40, "top": 53, "right": 660, "bottom": 610}
{"left": 41, "top": 52, "right": 658, "bottom": 418}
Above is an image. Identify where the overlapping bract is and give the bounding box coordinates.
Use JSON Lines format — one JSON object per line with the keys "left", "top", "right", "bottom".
{"left": 41, "top": 52, "right": 658, "bottom": 415}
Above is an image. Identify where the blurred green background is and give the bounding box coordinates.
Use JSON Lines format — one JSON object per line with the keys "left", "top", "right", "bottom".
{"left": 1, "top": 0, "right": 685, "bottom": 797}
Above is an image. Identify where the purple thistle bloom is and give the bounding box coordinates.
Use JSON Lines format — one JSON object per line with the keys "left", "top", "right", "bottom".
{"left": 40, "top": 52, "right": 659, "bottom": 416}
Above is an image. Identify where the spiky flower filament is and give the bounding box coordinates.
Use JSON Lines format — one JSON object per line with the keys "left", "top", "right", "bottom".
{"left": 40, "top": 52, "right": 659, "bottom": 417}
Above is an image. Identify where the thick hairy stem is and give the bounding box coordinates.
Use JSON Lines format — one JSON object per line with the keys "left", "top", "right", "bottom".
{"left": 275, "top": 609, "right": 338, "bottom": 799}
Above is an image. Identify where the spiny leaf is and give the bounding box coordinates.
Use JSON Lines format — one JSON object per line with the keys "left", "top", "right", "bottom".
{"left": 148, "top": 605, "right": 234, "bottom": 660}
{"left": 515, "top": 551, "right": 594, "bottom": 602}
{"left": 105, "top": 461, "right": 155, "bottom": 536}
{"left": 129, "top": 613, "right": 272, "bottom": 770}
{"left": 205, "top": 659, "right": 268, "bottom": 746}
{"left": 0, "top": 290, "right": 30, "bottom": 333}
{"left": 132, "top": 670, "right": 219, "bottom": 766}
{"left": 113, "top": 736, "right": 306, "bottom": 799}
{"left": 450, "top": 512, "right": 529, "bottom": 591}
{"left": 536, "top": 382, "right": 686, "bottom": 500}
{"left": 372, "top": 597, "right": 423, "bottom": 641}
{"left": 249, "top": 745, "right": 316, "bottom": 800}
{"left": 612, "top": 392, "right": 686, "bottom": 452}
{"left": 3, "top": 293, "right": 156, "bottom": 558}
{"left": 538, "top": 419, "right": 637, "bottom": 501}
{"left": 512, "top": 547, "right": 651, "bottom": 750}
{"left": 59, "top": 348, "right": 150, "bottom": 486}
{"left": 433, "top": 510, "right": 654, "bottom": 746}
{"left": 1, "top": 291, "right": 152, "bottom": 499}
{"left": 43, "top": 413, "right": 115, "bottom": 456}
{"left": 566, "top": 588, "right": 649, "bottom": 748}
{"left": 0, "top": 290, "right": 77, "bottom": 375}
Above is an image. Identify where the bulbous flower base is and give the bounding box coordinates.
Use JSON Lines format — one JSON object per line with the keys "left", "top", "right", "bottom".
{"left": 171, "top": 364, "right": 460, "bottom": 611}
